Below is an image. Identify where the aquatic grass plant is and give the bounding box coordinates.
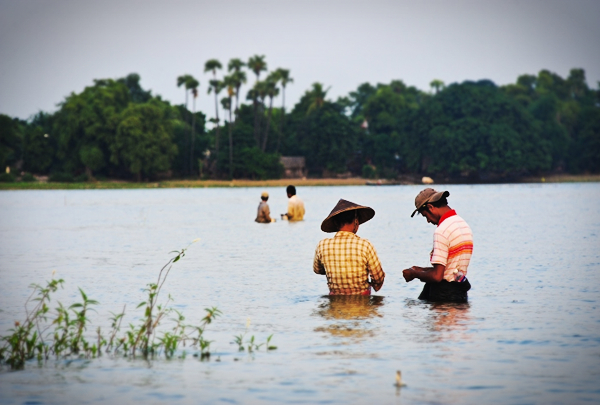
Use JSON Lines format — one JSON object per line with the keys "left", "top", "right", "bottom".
{"left": 233, "top": 318, "right": 277, "bottom": 353}
{"left": 0, "top": 242, "right": 275, "bottom": 370}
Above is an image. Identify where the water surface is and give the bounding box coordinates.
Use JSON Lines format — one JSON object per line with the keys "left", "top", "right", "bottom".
{"left": 1, "top": 183, "right": 599, "bottom": 404}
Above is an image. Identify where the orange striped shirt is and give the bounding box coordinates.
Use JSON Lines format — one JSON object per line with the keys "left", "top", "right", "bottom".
{"left": 430, "top": 211, "right": 473, "bottom": 282}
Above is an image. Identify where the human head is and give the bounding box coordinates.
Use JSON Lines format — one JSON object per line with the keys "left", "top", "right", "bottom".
{"left": 331, "top": 210, "right": 358, "bottom": 231}
{"left": 286, "top": 185, "right": 296, "bottom": 197}
{"left": 261, "top": 191, "right": 269, "bottom": 201}
{"left": 321, "top": 199, "right": 375, "bottom": 233}
{"left": 410, "top": 188, "right": 450, "bottom": 218}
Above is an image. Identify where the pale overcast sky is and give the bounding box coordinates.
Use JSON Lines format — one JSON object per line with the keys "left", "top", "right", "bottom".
{"left": 1, "top": 0, "right": 599, "bottom": 122}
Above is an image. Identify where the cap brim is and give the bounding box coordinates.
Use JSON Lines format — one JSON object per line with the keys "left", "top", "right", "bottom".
{"left": 410, "top": 190, "right": 449, "bottom": 217}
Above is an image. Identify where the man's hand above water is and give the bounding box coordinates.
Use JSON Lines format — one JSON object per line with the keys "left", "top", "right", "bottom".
{"left": 402, "top": 266, "right": 421, "bottom": 282}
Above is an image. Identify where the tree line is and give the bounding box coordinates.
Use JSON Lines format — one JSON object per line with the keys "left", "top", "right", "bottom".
{"left": 1, "top": 57, "right": 599, "bottom": 182}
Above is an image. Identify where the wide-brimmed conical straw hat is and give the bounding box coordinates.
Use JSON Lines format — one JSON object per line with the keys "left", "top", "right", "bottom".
{"left": 320, "top": 199, "right": 375, "bottom": 233}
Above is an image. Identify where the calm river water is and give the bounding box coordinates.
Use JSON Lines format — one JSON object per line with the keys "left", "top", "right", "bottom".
{"left": 0, "top": 183, "right": 599, "bottom": 404}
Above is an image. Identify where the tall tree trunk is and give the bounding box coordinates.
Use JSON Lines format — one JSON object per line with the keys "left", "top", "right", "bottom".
{"left": 253, "top": 98, "right": 259, "bottom": 147}
{"left": 190, "top": 97, "right": 196, "bottom": 176}
{"left": 263, "top": 96, "right": 274, "bottom": 152}
{"left": 183, "top": 90, "right": 189, "bottom": 175}
{"left": 235, "top": 87, "right": 240, "bottom": 123}
{"left": 213, "top": 89, "right": 220, "bottom": 178}
{"left": 276, "top": 87, "right": 286, "bottom": 153}
{"left": 228, "top": 104, "right": 233, "bottom": 179}
{"left": 256, "top": 100, "right": 264, "bottom": 148}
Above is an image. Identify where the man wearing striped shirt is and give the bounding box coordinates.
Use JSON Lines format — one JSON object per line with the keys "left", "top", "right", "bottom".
{"left": 314, "top": 199, "right": 385, "bottom": 295}
{"left": 403, "top": 188, "right": 473, "bottom": 302}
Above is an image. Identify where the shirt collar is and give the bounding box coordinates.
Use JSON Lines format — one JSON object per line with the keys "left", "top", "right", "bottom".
{"left": 335, "top": 231, "right": 357, "bottom": 238}
{"left": 437, "top": 209, "right": 456, "bottom": 226}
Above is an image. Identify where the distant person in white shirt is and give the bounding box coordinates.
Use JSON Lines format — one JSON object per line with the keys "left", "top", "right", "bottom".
{"left": 402, "top": 188, "right": 473, "bottom": 302}
{"left": 281, "top": 185, "right": 305, "bottom": 221}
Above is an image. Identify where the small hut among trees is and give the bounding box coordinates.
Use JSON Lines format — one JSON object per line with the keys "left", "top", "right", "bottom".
{"left": 280, "top": 156, "right": 306, "bottom": 178}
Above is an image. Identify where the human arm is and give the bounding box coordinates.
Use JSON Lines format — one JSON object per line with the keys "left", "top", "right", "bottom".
{"left": 313, "top": 244, "right": 326, "bottom": 275}
{"left": 402, "top": 264, "right": 445, "bottom": 283}
{"left": 366, "top": 243, "right": 385, "bottom": 291}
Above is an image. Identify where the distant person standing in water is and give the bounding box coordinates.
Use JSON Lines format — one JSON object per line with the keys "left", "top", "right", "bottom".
{"left": 314, "top": 199, "right": 385, "bottom": 295}
{"left": 403, "top": 188, "right": 473, "bottom": 302}
{"left": 281, "top": 185, "right": 305, "bottom": 221}
{"left": 255, "top": 191, "right": 275, "bottom": 223}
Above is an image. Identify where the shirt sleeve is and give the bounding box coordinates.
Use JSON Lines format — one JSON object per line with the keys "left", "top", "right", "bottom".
{"left": 430, "top": 230, "right": 449, "bottom": 266}
{"left": 365, "top": 241, "right": 385, "bottom": 291}
{"left": 313, "top": 243, "right": 325, "bottom": 275}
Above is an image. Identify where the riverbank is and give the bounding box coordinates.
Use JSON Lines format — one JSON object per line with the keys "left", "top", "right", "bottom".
{"left": 0, "top": 174, "right": 599, "bottom": 190}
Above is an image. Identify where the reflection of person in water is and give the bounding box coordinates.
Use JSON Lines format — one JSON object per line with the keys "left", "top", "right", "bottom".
{"left": 316, "top": 295, "right": 385, "bottom": 320}
{"left": 313, "top": 295, "right": 385, "bottom": 341}
{"left": 313, "top": 199, "right": 385, "bottom": 295}
{"left": 404, "top": 300, "right": 472, "bottom": 342}
{"left": 428, "top": 302, "right": 472, "bottom": 341}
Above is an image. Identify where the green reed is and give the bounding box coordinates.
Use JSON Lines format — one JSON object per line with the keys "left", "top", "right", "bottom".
{"left": 0, "top": 243, "right": 275, "bottom": 370}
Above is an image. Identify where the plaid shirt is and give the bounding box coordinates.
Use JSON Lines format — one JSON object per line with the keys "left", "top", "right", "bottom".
{"left": 313, "top": 231, "right": 385, "bottom": 295}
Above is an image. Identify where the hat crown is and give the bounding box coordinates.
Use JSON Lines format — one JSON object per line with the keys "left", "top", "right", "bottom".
{"left": 327, "top": 199, "right": 362, "bottom": 217}
{"left": 414, "top": 188, "right": 437, "bottom": 208}
{"left": 411, "top": 188, "right": 450, "bottom": 217}
{"left": 320, "top": 199, "right": 375, "bottom": 233}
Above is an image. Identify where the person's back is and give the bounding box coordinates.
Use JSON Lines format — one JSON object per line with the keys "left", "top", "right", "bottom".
{"left": 255, "top": 191, "right": 275, "bottom": 223}
{"left": 287, "top": 195, "right": 305, "bottom": 221}
{"left": 313, "top": 199, "right": 385, "bottom": 295}
{"left": 284, "top": 185, "right": 305, "bottom": 221}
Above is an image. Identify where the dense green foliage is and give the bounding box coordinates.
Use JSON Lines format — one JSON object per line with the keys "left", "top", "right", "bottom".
{"left": 1, "top": 63, "right": 598, "bottom": 182}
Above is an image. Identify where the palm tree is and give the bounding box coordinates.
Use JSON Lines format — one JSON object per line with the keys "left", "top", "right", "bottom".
{"left": 187, "top": 77, "right": 200, "bottom": 176}
{"left": 207, "top": 79, "right": 223, "bottom": 176}
{"left": 274, "top": 68, "right": 293, "bottom": 152}
{"left": 307, "top": 82, "right": 330, "bottom": 114}
{"left": 222, "top": 75, "right": 236, "bottom": 178}
{"left": 247, "top": 55, "right": 267, "bottom": 146}
{"left": 231, "top": 70, "right": 247, "bottom": 122}
{"left": 252, "top": 80, "right": 268, "bottom": 149}
{"left": 430, "top": 79, "right": 445, "bottom": 94}
{"left": 227, "top": 59, "right": 247, "bottom": 120}
{"left": 262, "top": 72, "right": 280, "bottom": 152}
{"left": 228, "top": 58, "right": 245, "bottom": 73}
{"left": 204, "top": 59, "right": 223, "bottom": 176}
{"left": 177, "top": 74, "right": 194, "bottom": 174}
{"left": 177, "top": 74, "right": 194, "bottom": 109}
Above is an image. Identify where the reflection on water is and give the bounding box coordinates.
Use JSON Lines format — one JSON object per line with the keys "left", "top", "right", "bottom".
{"left": 404, "top": 299, "right": 472, "bottom": 342}
{"left": 313, "top": 295, "right": 384, "bottom": 342}
{"left": 428, "top": 302, "right": 472, "bottom": 341}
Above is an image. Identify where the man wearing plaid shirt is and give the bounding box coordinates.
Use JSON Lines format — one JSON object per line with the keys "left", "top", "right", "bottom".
{"left": 313, "top": 199, "right": 385, "bottom": 295}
